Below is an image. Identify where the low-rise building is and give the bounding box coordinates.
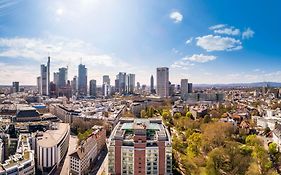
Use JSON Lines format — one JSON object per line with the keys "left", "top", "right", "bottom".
{"left": 36, "top": 123, "right": 70, "bottom": 174}
{"left": 69, "top": 126, "right": 106, "bottom": 175}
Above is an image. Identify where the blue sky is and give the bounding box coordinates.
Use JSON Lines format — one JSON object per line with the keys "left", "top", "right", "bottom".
{"left": 0, "top": 0, "right": 281, "bottom": 85}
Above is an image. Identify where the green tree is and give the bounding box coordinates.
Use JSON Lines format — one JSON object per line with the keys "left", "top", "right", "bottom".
{"left": 269, "top": 142, "right": 278, "bottom": 155}
{"left": 174, "top": 112, "right": 181, "bottom": 119}
{"left": 186, "top": 111, "right": 193, "bottom": 118}
{"left": 140, "top": 109, "right": 146, "bottom": 118}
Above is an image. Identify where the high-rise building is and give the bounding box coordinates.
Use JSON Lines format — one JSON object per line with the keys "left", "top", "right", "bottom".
{"left": 188, "top": 83, "right": 193, "bottom": 93}
{"left": 150, "top": 75, "right": 155, "bottom": 94}
{"left": 156, "top": 67, "right": 169, "bottom": 98}
{"left": 89, "top": 80, "right": 97, "bottom": 97}
{"left": 137, "top": 82, "right": 140, "bottom": 91}
{"left": 103, "top": 75, "right": 110, "bottom": 85}
{"left": 12, "top": 82, "right": 19, "bottom": 93}
{"left": 58, "top": 67, "right": 68, "bottom": 88}
{"left": 181, "top": 79, "right": 189, "bottom": 95}
{"left": 40, "top": 64, "right": 48, "bottom": 95}
{"left": 47, "top": 56, "right": 50, "bottom": 96}
{"left": 126, "top": 73, "right": 135, "bottom": 94}
{"left": 37, "top": 76, "right": 41, "bottom": 93}
{"left": 108, "top": 118, "right": 172, "bottom": 175}
{"left": 53, "top": 72, "right": 59, "bottom": 85}
{"left": 78, "top": 64, "right": 87, "bottom": 96}
{"left": 71, "top": 76, "right": 78, "bottom": 94}
{"left": 116, "top": 72, "right": 126, "bottom": 94}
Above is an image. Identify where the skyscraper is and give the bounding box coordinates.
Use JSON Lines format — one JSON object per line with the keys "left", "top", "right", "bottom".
{"left": 116, "top": 72, "right": 126, "bottom": 94}
{"left": 126, "top": 73, "right": 135, "bottom": 94}
{"left": 12, "top": 82, "right": 19, "bottom": 92}
{"left": 71, "top": 76, "right": 78, "bottom": 94}
{"left": 53, "top": 72, "right": 59, "bottom": 85}
{"left": 103, "top": 75, "right": 110, "bottom": 85}
{"left": 156, "top": 67, "right": 169, "bottom": 98}
{"left": 40, "top": 64, "right": 48, "bottom": 95}
{"left": 58, "top": 67, "right": 68, "bottom": 88}
{"left": 78, "top": 64, "right": 87, "bottom": 96}
{"left": 37, "top": 76, "right": 41, "bottom": 93}
{"left": 89, "top": 80, "right": 97, "bottom": 97}
{"left": 47, "top": 56, "right": 50, "bottom": 96}
{"left": 181, "top": 79, "right": 189, "bottom": 95}
{"left": 188, "top": 83, "right": 193, "bottom": 93}
{"left": 150, "top": 75, "right": 154, "bottom": 94}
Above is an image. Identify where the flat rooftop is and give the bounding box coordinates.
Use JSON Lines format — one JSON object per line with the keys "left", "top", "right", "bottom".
{"left": 37, "top": 123, "right": 69, "bottom": 148}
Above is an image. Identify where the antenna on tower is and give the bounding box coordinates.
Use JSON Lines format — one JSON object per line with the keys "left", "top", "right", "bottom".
{"left": 80, "top": 57, "right": 82, "bottom": 64}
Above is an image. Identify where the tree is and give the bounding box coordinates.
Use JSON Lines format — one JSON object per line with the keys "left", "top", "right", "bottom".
{"left": 140, "top": 109, "right": 146, "bottom": 118}
{"left": 186, "top": 133, "right": 202, "bottom": 158}
{"left": 203, "top": 114, "right": 211, "bottom": 123}
{"left": 186, "top": 111, "right": 193, "bottom": 118}
{"left": 269, "top": 142, "right": 278, "bottom": 155}
{"left": 174, "top": 112, "right": 181, "bottom": 119}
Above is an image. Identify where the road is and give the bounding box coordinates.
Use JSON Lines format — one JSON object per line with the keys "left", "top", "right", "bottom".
{"left": 59, "top": 135, "right": 78, "bottom": 175}
{"left": 89, "top": 147, "right": 108, "bottom": 175}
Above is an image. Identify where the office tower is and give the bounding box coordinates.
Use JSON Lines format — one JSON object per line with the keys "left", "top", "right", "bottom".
{"left": 12, "top": 82, "right": 19, "bottom": 93}
{"left": 150, "top": 75, "right": 154, "bottom": 94}
{"left": 127, "top": 73, "right": 135, "bottom": 94}
{"left": 40, "top": 64, "right": 48, "bottom": 95}
{"left": 71, "top": 76, "right": 78, "bottom": 94}
{"left": 188, "top": 83, "right": 193, "bottom": 93}
{"left": 108, "top": 118, "right": 173, "bottom": 175}
{"left": 156, "top": 67, "right": 169, "bottom": 98}
{"left": 114, "top": 79, "right": 119, "bottom": 93}
{"left": 53, "top": 72, "right": 59, "bottom": 85}
{"left": 37, "top": 76, "right": 41, "bottom": 93}
{"left": 116, "top": 72, "right": 126, "bottom": 94}
{"left": 136, "top": 82, "right": 140, "bottom": 91}
{"left": 181, "top": 79, "right": 189, "bottom": 94}
{"left": 169, "top": 82, "right": 175, "bottom": 96}
{"left": 89, "top": 80, "right": 97, "bottom": 97}
{"left": 58, "top": 67, "right": 68, "bottom": 88}
{"left": 78, "top": 64, "right": 87, "bottom": 96}
{"left": 47, "top": 56, "right": 50, "bottom": 96}
{"left": 103, "top": 75, "right": 110, "bottom": 85}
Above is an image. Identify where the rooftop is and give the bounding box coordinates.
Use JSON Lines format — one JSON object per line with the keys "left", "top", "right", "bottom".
{"left": 37, "top": 123, "right": 69, "bottom": 147}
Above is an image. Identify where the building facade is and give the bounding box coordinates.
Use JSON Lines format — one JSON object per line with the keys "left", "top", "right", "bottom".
{"left": 36, "top": 123, "right": 70, "bottom": 174}
{"left": 156, "top": 67, "right": 169, "bottom": 98}
{"left": 78, "top": 64, "right": 88, "bottom": 96}
{"left": 89, "top": 80, "right": 97, "bottom": 97}
{"left": 108, "top": 118, "right": 172, "bottom": 175}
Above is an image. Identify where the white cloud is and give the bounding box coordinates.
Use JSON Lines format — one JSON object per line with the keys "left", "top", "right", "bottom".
{"left": 242, "top": 28, "right": 254, "bottom": 39}
{"left": 209, "top": 24, "right": 226, "bottom": 30}
{"left": 169, "top": 11, "right": 183, "bottom": 23}
{"left": 214, "top": 27, "right": 240, "bottom": 36}
{"left": 185, "top": 37, "right": 193, "bottom": 44}
{"left": 0, "top": 36, "right": 131, "bottom": 85}
{"left": 171, "top": 60, "right": 194, "bottom": 69}
{"left": 196, "top": 35, "right": 242, "bottom": 52}
{"left": 183, "top": 54, "right": 216, "bottom": 63}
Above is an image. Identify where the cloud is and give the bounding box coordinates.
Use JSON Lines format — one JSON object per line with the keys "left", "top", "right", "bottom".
{"left": 171, "top": 60, "right": 194, "bottom": 69}
{"left": 214, "top": 27, "right": 240, "bottom": 36}
{"left": 185, "top": 37, "right": 193, "bottom": 45}
{"left": 171, "top": 54, "right": 215, "bottom": 69}
{"left": 183, "top": 54, "right": 216, "bottom": 63}
{"left": 0, "top": 36, "right": 131, "bottom": 84}
{"left": 196, "top": 35, "right": 242, "bottom": 52}
{"left": 169, "top": 11, "right": 183, "bottom": 23}
{"left": 242, "top": 28, "right": 254, "bottom": 39}
{"left": 209, "top": 24, "right": 226, "bottom": 30}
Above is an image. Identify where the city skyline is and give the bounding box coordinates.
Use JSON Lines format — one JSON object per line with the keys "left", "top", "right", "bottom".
{"left": 0, "top": 0, "right": 281, "bottom": 85}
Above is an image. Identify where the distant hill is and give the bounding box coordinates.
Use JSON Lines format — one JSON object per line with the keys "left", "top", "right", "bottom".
{"left": 194, "top": 82, "right": 281, "bottom": 88}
